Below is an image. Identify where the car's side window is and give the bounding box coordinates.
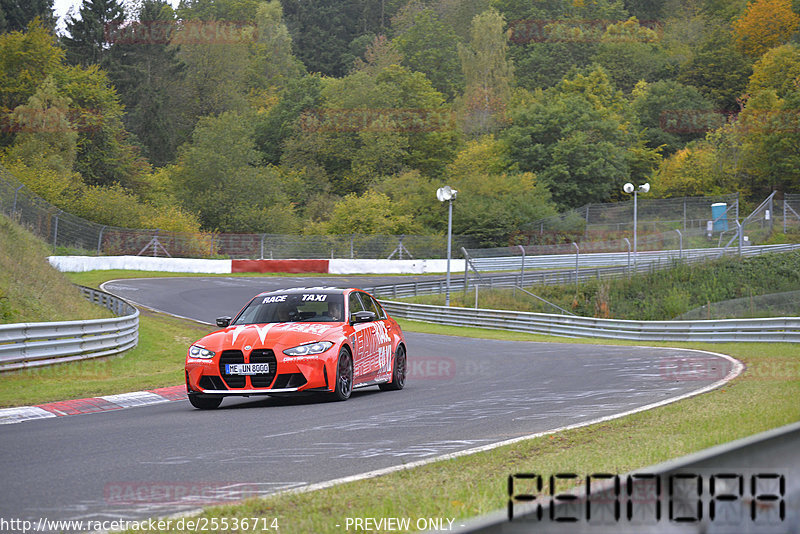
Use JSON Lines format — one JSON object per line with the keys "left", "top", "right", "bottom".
{"left": 348, "top": 292, "right": 367, "bottom": 317}
{"left": 363, "top": 294, "right": 386, "bottom": 320}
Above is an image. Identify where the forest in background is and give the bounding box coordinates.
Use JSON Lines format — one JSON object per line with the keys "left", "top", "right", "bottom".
{"left": 1, "top": 0, "right": 799, "bottom": 246}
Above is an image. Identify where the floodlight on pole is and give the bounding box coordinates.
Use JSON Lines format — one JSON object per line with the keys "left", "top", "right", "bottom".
{"left": 623, "top": 182, "right": 650, "bottom": 267}
{"left": 437, "top": 186, "right": 457, "bottom": 306}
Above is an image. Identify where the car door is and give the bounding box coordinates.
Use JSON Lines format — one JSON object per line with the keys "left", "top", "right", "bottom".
{"left": 361, "top": 292, "right": 394, "bottom": 381}
{"left": 348, "top": 291, "right": 392, "bottom": 384}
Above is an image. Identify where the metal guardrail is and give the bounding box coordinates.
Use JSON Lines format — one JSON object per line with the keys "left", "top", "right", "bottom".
{"left": 379, "top": 301, "right": 800, "bottom": 343}
{"left": 0, "top": 287, "right": 139, "bottom": 372}
{"left": 450, "top": 420, "right": 800, "bottom": 533}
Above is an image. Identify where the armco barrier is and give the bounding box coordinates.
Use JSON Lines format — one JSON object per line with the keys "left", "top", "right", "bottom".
{"left": 379, "top": 301, "right": 800, "bottom": 343}
{"left": 0, "top": 287, "right": 139, "bottom": 372}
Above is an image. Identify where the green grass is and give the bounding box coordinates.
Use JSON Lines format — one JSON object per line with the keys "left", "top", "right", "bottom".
{"left": 0, "top": 216, "right": 112, "bottom": 323}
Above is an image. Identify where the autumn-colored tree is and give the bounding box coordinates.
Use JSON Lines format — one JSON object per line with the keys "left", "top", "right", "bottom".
{"left": 309, "top": 190, "right": 421, "bottom": 235}
{"left": 747, "top": 43, "right": 800, "bottom": 98}
{"left": 5, "top": 76, "right": 77, "bottom": 175}
{"left": 0, "top": 20, "right": 64, "bottom": 134}
{"left": 650, "top": 142, "right": 729, "bottom": 197}
{"left": 732, "top": 0, "right": 800, "bottom": 58}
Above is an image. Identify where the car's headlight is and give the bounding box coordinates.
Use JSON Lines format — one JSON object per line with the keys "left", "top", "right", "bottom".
{"left": 283, "top": 341, "right": 334, "bottom": 356}
{"left": 189, "top": 345, "right": 216, "bottom": 359}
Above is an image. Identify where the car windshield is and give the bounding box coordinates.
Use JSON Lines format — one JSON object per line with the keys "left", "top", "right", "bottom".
{"left": 232, "top": 292, "right": 345, "bottom": 325}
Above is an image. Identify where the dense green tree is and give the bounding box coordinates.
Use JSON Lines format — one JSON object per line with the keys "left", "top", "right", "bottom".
{"left": 444, "top": 136, "right": 557, "bottom": 245}
{"left": 308, "top": 190, "right": 421, "bottom": 234}
{"left": 393, "top": 9, "right": 463, "bottom": 98}
{"left": 747, "top": 43, "right": 800, "bottom": 98}
{"left": 458, "top": 8, "right": 514, "bottom": 135}
{"left": 622, "top": 0, "right": 663, "bottom": 19}
{"left": 0, "top": 0, "right": 54, "bottom": 33}
{"left": 52, "top": 64, "right": 150, "bottom": 189}
{"left": 631, "top": 79, "right": 715, "bottom": 155}
{"left": 249, "top": 1, "right": 305, "bottom": 90}
{"left": 254, "top": 74, "right": 323, "bottom": 165}
{"left": 62, "top": 0, "right": 125, "bottom": 67}
{"left": 4, "top": 76, "right": 77, "bottom": 175}
{"left": 105, "top": 0, "right": 187, "bottom": 167}
{"left": 733, "top": 49, "right": 800, "bottom": 195}
{"left": 0, "top": 19, "right": 64, "bottom": 140}
{"left": 169, "top": 111, "right": 298, "bottom": 232}
{"left": 175, "top": 0, "right": 263, "bottom": 21}
{"left": 495, "top": 0, "right": 628, "bottom": 90}
{"left": 0, "top": 20, "right": 147, "bottom": 190}
{"left": 371, "top": 169, "right": 440, "bottom": 230}
{"left": 281, "top": 0, "right": 405, "bottom": 76}
{"left": 436, "top": 0, "right": 492, "bottom": 41}
{"left": 592, "top": 17, "right": 676, "bottom": 93}
{"left": 678, "top": 27, "right": 752, "bottom": 111}
{"left": 283, "top": 63, "right": 458, "bottom": 195}
{"left": 502, "top": 67, "right": 659, "bottom": 209}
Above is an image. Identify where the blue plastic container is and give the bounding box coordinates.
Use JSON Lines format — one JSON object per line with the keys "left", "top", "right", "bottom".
{"left": 711, "top": 202, "right": 728, "bottom": 232}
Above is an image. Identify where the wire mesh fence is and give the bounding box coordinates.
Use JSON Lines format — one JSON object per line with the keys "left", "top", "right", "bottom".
{"left": 677, "top": 290, "right": 800, "bottom": 320}
{"left": 0, "top": 165, "right": 478, "bottom": 259}
{"left": 466, "top": 226, "right": 713, "bottom": 263}
{"left": 518, "top": 193, "right": 744, "bottom": 244}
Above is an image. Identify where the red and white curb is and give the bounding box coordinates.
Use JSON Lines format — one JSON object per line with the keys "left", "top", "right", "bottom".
{"left": 0, "top": 385, "right": 185, "bottom": 425}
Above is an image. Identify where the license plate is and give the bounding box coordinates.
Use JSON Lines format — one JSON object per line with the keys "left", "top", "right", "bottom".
{"left": 225, "top": 363, "right": 269, "bottom": 375}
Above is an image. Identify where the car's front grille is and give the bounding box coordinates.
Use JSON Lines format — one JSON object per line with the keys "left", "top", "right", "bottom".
{"left": 249, "top": 349, "right": 277, "bottom": 387}
{"left": 219, "top": 350, "right": 246, "bottom": 388}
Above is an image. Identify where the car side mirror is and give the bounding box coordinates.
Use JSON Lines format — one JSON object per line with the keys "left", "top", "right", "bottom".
{"left": 216, "top": 316, "right": 231, "bottom": 328}
{"left": 350, "top": 310, "right": 376, "bottom": 324}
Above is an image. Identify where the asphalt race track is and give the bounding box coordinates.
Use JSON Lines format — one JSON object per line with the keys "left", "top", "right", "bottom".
{"left": 0, "top": 276, "right": 737, "bottom": 527}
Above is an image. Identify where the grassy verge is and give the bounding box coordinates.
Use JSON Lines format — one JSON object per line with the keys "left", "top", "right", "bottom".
{"left": 0, "top": 216, "right": 112, "bottom": 323}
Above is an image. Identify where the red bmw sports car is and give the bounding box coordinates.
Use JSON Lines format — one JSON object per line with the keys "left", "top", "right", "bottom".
{"left": 184, "top": 287, "right": 407, "bottom": 409}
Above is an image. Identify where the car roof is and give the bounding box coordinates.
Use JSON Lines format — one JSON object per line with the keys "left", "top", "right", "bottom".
{"left": 254, "top": 287, "right": 354, "bottom": 298}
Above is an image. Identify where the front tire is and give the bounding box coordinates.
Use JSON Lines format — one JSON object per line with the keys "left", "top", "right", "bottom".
{"left": 331, "top": 347, "right": 353, "bottom": 401}
{"left": 188, "top": 394, "right": 223, "bottom": 410}
{"left": 380, "top": 345, "right": 406, "bottom": 391}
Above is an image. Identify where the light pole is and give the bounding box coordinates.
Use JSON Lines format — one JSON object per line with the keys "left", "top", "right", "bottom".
{"left": 437, "top": 186, "right": 457, "bottom": 306}
{"left": 623, "top": 182, "right": 650, "bottom": 266}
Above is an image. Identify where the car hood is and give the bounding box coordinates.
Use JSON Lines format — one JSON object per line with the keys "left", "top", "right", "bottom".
{"left": 196, "top": 322, "right": 341, "bottom": 352}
